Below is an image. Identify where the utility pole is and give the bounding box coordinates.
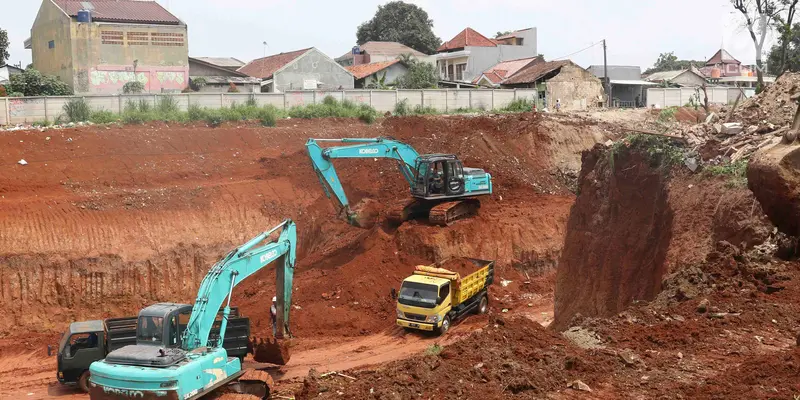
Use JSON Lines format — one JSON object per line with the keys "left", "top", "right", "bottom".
{"left": 603, "top": 39, "right": 609, "bottom": 107}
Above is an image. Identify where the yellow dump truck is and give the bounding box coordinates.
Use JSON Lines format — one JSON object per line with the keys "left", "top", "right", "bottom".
{"left": 396, "top": 258, "right": 494, "bottom": 335}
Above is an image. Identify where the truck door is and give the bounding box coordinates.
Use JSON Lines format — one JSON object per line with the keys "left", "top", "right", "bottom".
{"left": 60, "top": 332, "right": 103, "bottom": 383}
{"left": 446, "top": 161, "right": 465, "bottom": 195}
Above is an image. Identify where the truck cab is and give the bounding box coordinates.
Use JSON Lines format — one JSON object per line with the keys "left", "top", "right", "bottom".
{"left": 396, "top": 259, "right": 494, "bottom": 335}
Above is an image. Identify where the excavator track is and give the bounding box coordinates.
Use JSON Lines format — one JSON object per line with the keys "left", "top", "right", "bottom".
{"left": 223, "top": 369, "right": 274, "bottom": 400}
{"left": 386, "top": 198, "right": 417, "bottom": 224}
{"left": 428, "top": 199, "right": 481, "bottom": 226}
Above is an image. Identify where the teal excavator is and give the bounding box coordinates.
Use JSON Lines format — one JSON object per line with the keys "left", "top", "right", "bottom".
{"left": 88, "top": 220, "right": 297, "bottom": 400}
{"left": 306, "top": 137, "right": 493, "bottom": 226}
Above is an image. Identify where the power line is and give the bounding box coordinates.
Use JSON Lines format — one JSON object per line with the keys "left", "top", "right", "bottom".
{"left": 552, "top": 41, "right": 605, "bottom": 61}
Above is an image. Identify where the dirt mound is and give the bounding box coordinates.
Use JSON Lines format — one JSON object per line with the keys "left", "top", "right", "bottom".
{"left": 733, "top": 72, "right": 800, "bottom": 126}
{"left": 552, "top": 143, "right": 674, "bottom": 330}
{"left": 296, "top": 316, "right": 616, "bottom": 400}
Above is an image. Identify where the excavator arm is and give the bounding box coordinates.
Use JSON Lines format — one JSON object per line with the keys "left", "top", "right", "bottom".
{"left": 306, "top": 138, "right": 421, "bottom": 220}
{"left": 182, "top": 219, "right": 296, "bottom": 350}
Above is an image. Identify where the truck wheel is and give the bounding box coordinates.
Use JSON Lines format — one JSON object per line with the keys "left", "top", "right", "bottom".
{"left": 78, "top": 371, "right": 91, "bottom": 393}
{"left": 437, "top": 316, "right": 451, "bottom": 336}
{"left": 477, "top": 295, "right": 489, "bottom": 315}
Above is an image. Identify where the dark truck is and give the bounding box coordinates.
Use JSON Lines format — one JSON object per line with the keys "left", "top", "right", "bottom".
{"left": 55, "top": 304, "right": 251, "bottom": 392}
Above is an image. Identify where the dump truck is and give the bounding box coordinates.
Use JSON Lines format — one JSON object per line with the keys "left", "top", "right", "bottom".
{"left": 396, "top": 258, "right": 494, "bottom": 335}
{"left": 55, "top": 307, "right": 250, "bottom": 393}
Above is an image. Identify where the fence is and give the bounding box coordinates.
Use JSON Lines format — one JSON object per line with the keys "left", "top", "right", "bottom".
{"left": 645, "top": 87, "right": 750, "bottom": 108}
{"left": 0, "top": 89, "right": 541, "bottom": 126}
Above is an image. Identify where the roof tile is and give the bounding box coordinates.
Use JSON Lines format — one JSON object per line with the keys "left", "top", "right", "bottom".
{"left": 438, "top": 28, "right": 496, "bottom": 52}
{"left": 339, "top": 42, "right": 427, "bottom": 61}
{"left": 346, "top": 60, "right": 400, "bottom": 80}
{"left": 473, "top": 57, "right": 540, "bottom": 84}
{"left": 54, "top": 0, "right": 181, "bottom": 25}
{"left": 502, "top": 60, "right": 572, "bottom": 85}
{"left": 237, "top": 48, "right": 312, "bottom": 79}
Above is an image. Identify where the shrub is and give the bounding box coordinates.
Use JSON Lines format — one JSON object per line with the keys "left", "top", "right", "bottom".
{"left": 122, "top": 81, "right": 145, "bottom": 94}
{"left": 90, "top": 110, "right": 118, "bottom": 124}
{"left": 413, "top": 104, "right": 438, "bottom": 115}
{"left": 246, "top": 94, "right": 258, "bottom": 107}
{"left": 394, "top": 99, "right": 410, "bottom": 116}
{"left": 205, "top": 109, "right": 224, "bottom": 127}
{"left": 190, "top": 77, "right": 207, "bottom": 91}
{"left": 32, "top": 119, "right": 52, "bottom": 127}
{"left": 610, "top": 134, "right": 685, "bottom": 173}
{"left": 322, "top": 95, "right": 338, "bottom": 106}
{"left": 501, "top": 98, "right": 534, "bottom": 113}
{"left": 122, "top": 111, "right": 146, "bottom": 124}
{"left": 156, "top": 96, "right": 180, "bottom": 114}
{"left": 258, "top": 105, "right": 279, "bottom": 127}
{"left": 227, "top": 83, "right": 240, "bottom": 93}
{"left": 187, "top": 104, "right": 207, "bottom": 121}
{"left": 9, "top": 69, "right": 72, "bottom": 96}
{"left": 425, "top": 344, "right": 443, "bottom": 356}
{"left": 62, "top": 98, "right": 91, "bottom": 122}
{"left": 658, "top": 107, "right": 678, "bottom": 122}
{"left": 704, "top": 159, "right": 748, "bottom": 187}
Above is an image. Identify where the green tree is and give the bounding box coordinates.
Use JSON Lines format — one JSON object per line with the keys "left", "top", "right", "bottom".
{"left": 356, "top": 1, "right": 441, "bottom": 55}
{"left": 395, "top": 59, "right": 438, "bottom": 89}
{"left": 0, "top": 28, "right": 9, "bottom": 64}
{"left": 644, "top": 52, "right": 704, "bottom": 75}
{"left": 9, "top": 68, "right": 72, "bottom": 96}
{"left": 495, "top": 31, "right": 512, "bottom": 38}
{"left": 731, "top": 0, "right": 782, "bottom": 92}
{"left": 768, "top": 21, "right": 800, "bottom": 73}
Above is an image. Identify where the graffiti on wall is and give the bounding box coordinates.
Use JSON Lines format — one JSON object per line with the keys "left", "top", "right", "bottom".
{"left": 8, "top": 98, "right": 44, "bottom": 117}
{"left": 88, "top": 67, "right": 188, "bottom": 93}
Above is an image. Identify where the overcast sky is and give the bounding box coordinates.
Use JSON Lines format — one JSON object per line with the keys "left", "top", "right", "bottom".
{"left": 1, "top": 0, "right": 772, "bottom": 70}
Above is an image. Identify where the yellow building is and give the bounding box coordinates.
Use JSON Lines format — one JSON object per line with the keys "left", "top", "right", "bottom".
{"left": 26, "top": 0, "right": 189, "bottom": 94}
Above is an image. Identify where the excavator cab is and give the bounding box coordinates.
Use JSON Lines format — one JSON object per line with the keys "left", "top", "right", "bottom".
{"left": 412, "top": 155, "right": 466, "bottom": 199}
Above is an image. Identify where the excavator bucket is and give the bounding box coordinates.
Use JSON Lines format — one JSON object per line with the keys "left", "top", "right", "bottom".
{"left": 251, "top": 337, "right": 292, "bottom": 365}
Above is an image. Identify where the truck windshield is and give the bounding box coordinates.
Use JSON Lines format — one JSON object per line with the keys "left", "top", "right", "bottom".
{"left": 137, "top": 316, "right": 164, "bottom": 344}
{"left": 398, "top": 282, "right": 438, "bottom": 309}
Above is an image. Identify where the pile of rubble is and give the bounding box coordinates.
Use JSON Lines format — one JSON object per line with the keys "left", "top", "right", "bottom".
{"left": 673, "top": 72, "right": 800, "bottom": 163}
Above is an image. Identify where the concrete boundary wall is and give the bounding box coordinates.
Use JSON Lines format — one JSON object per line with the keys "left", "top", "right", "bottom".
{"left": 0, "top": 89, "right": 542, "bottom": 125}
{"left": 646, "top": 87, "right": 746, "bottom": 108}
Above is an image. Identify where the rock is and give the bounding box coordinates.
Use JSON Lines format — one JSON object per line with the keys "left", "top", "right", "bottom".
{"left": 705, "top": 112, "right": 717, "bottom": 124}
{"left": 747, "top": 125, "right": 760, "bottom": 135}
{"left": 696, "top": 298, "right": 710, "bottom": 313}
{"left": 473, "top": 362, "right": 484, "bottom": 369}
{"left": 713, "top": 124, "right": 723, "bottom": 134}
{"left": 619, "top": 349, "right": 640, "bottom": 367}
{"left": 684, "top": 157, "right": 699, "bottom": 172}
{"left": 17, "top": 159, "right": 28, "bottom": 166}
{"left": 721, "top": 123, "right": 744, "bottom": 135}
{"left": 604, "top": 139, "right": 614, "bottom": 147}
{"left": 567, "top": 380, "right": 592, "bottom": 392}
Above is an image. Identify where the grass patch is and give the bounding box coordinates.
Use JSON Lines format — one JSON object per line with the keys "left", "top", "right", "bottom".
{"left": 289, "top": 96, "right": 378, "bottom": 123}
{"left": 704, "top": 159, "right": 748, "bottom": 188}
{"left": 90, "top": 110, "right": 118, "bottom": 124}
{"left": 63, "top": 98, "right": 91, "bottom": 122}
{"left": 658, "top": 106, "right": 678, "bottom": 122}
{"left": 500, "top": 98, "right": 534, "bottom": 113}
{"left": 424, "top": 344, "right": 443, "bottom": 356}
{"left": 610, "top": 134, "right": 685, "bottom": 173}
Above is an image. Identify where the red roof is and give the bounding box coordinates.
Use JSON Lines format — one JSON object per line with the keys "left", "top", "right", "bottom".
{"left": 346, "top": 60, "right": 400, "bottom": 80}
{"left": 473, "top": 57, "right": 541, "bottom": 85}
{"left": 237, "top": 48, "right": 312, "bottom": 79}
{"left": 438, "top": 28, "right": 496, "bottom": 52}
{"left": 53, "top": 0, "right": 182, "bottom": 25}
{"left": 706, "top": 48, "right": 741, "bottom": 66}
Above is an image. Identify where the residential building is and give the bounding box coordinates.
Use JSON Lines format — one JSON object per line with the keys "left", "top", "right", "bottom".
{"left": 336, "top": 41, "right": 430, "bottom": 67}
{"left": 501, "top": 60, "right": 604, "bottom": 110}
{"left": 473, "top": 57, "right": 540, "bottom": 87}
{"left": 588, "top": 65, "right": 657, "bottom": 107}
{"left": 436, "top": 27, "right": 537, "bottom": 84}
{"left": 699, "top": 48, "right": 775, "bottom": 95}
{"left": 346, "top": 60, "right": 408, "bottom": 88}
{"left": 238, "top": 48, "right": 354, "bottom": 93}
{"left": 27, "top": 0, "right": 189, "bottom": 94}
{"left": 188, "top": 57, "right": 260, "bottom": 93}
{"left": 645, "top": 67, "right": 708, "bottom": 87}
{"left": 0, "top": 64, "right": 24, "bottom": 85}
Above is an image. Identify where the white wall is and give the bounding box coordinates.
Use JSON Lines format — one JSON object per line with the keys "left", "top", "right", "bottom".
{"left": 646, "top": 87, "right": 742, "bottom": 108}
{"left": 0, "top": 89, "right": 541, "bottom": 125}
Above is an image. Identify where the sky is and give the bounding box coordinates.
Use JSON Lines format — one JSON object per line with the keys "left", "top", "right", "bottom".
{"left": 0, "top": 0, "right": 775, "bottom": 70}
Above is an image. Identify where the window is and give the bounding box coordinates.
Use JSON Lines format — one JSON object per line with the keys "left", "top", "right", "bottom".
{"left": 48, "top": 40, "right": 54, "bottom": 49}
{"left": 455, "top": 64, "right": 466, "bottom": 81}
{"left": 137, "top": 316, "right": 164, "bottom": 343}
{"left": 151, "top": 32, "right": 185, "bottom": 47}
{"left": 127, "top": 31, "right": 149, "bottom": 46}
{"left": 438, "top": 283, "right": 450, "bottom": 305}
{"left": 398, "top": 282, "right": 438, "bottom": 309}
{"left": 65, "top": 332, "right": 99, "bottom": 358}
{"left": 447, "top": 64, "right": 454, "bottom": 80}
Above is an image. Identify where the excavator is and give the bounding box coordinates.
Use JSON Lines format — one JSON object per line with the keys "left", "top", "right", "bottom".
{"left": 87, "top": 219, "right": 297, "bottom": 400}
{"left": 306, "top": 137, "right": 493, "bottom": 226}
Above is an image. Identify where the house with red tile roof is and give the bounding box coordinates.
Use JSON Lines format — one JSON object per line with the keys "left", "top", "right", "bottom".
{"left": 698, "top": 48, "right": 775, "bottom": 92}
{"left": 335, "top": 42, "right": 431, "bottom": 67}
{"left": 436, "top": 27, "right": 537, "bottom": 84}
{"left": 28, "top": 0, "right": 189, "bottom": 94}
{"left": 238, "top": 48, "right": 353, "bottom": 92}
{"left": 345, "top": 60, "right": 409, "bottom": 88}
{"left": 473, "top": 57, "right": 541, "bottom": 87}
